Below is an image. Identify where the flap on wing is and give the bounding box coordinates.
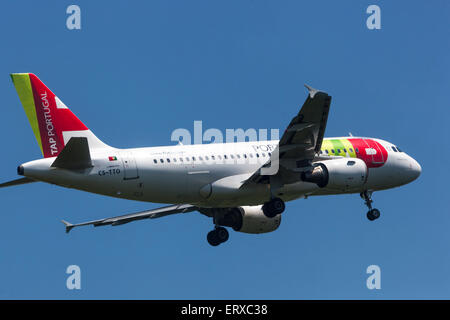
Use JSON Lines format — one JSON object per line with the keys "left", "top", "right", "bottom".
{"left": 51, "top": 137, "right": 92, "bottom": 170}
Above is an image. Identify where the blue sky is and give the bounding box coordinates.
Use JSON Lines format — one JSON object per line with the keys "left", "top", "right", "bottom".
{"left": 0, "top": 1, "right": 449, "bottom": 299}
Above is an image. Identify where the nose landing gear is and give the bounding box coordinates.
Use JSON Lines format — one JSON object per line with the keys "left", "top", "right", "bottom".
{"left": 361, "top": 191, "right": 381, "bottom": 221}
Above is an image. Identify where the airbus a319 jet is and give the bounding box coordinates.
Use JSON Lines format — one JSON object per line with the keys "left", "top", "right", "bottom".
{"left": 1, "top": 74, "right": 421, "bottom": 246}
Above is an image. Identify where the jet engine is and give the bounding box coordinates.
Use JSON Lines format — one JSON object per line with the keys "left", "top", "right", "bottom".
{"left": 217, "top": 205, "right": 281, "bottom": 234}
{"left": 301, "top": 158, "right": 368, "bottom": 191}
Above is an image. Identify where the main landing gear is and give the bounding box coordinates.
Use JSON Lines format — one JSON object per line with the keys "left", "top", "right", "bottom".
{"left": 207, "top": 226, "right": 229, "bottom": 247}
{"left": 262, "top": 197, "right": 285, "bottom": 218}
{"left": 361, "top": 191, "right": 380, "bottom": 221}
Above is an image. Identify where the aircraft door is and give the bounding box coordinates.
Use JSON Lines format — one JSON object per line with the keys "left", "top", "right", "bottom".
{"left": 121, "top": 152, "right": 139, "bottom": 180}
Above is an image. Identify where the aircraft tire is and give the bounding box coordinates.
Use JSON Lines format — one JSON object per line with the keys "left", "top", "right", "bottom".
{"left": 207, "top": 230, "right": 221, "bottom": 246}
{"left": 367, "top": 209, "right": 380, "bottom": 221}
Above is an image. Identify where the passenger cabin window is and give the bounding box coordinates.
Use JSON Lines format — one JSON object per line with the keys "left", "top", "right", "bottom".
{"left": 153, "top": 159, "right": 157, "bottom": 164}
{"left": 331, "top": 149, "right": 335, "bottom": 154}
{"left": 166, "top": 158, "right": 170, "bottom": 163}
{"left": 199, "top": 156, "right": 203, "bottom": 161}
{"left": 211, "top": 155, "right": 215, "bottom": 160}
{"left": 355, "top": 148, "right": 359, "bottom": 153}
{"left": 160, "top": 159, "right": 164, "bottom": 163}
{"left": 192, "top": 157, "right": 196, "bottom": 161}
{"left": 349, "top": 148, "right": 353, "bottom": 153}
{"left": 185, "top": 157, "right": 190, "bottom": 162}
{"left": 325, "top": 150, "right": 329, "bottom": 154}
{"left": 180, "top": 158, "right": 183, "bottom": 162}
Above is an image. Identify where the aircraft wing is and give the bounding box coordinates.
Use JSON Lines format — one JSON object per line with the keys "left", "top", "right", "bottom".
{"left": 277, "top": 85, "right": 331, "bottom": 162}
{"left": 61, "top": 204, "right": 197, "bottom": 233}
{"left": 244, "top": 85, "right": 331, "bottom": 185}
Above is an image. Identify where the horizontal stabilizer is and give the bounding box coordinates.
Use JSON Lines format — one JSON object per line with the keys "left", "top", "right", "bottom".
{"left": 0, "top": 177, "right": 36, "bottom": 189}
{"left": 51, "top": 137, "right": 92, "bottom": 170}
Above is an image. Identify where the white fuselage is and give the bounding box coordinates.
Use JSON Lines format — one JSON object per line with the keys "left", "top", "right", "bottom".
{"left": 20, "top": 137, "right": 421, "bottom": 208}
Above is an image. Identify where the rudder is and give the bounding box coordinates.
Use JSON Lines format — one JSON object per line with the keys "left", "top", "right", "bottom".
{"left": 11, "top": 73, "right": 110, "bottom": 157}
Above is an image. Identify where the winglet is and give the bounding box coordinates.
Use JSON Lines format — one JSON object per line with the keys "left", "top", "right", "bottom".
{"left": 61, "top": 220, "right": 74, "bottom": 234}
{"left": 304, "top": 84, "right": 320, "bottom": 98}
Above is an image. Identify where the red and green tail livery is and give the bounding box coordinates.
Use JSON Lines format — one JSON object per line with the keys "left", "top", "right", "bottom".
{"left": 11, "top": 73, "right": 89, "bottom": 158}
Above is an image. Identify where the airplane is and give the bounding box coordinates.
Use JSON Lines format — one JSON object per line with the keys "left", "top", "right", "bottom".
{"left": 1, "top": 73, "right": 421, "bottom": 246}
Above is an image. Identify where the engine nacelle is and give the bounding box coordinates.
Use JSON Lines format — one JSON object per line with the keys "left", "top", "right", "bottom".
{"left": 301, "top": 158, "right": 368, "bottom": 191}
{"left": 218, "top": 205, "right": 281, "bottom": 234}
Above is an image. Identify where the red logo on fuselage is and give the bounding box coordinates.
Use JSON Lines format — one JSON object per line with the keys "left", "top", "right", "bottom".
{"left": 348, "top": 138, "right": 388, "bottom": 168}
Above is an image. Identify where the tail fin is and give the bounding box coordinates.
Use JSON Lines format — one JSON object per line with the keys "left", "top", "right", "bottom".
{"left": 10, "top": 73, "right": 110, "bottom": 158}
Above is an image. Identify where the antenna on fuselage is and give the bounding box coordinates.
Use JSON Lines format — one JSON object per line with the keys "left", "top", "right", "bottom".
{"left": 349, "top": 132, "right": 353, "bottom": 137}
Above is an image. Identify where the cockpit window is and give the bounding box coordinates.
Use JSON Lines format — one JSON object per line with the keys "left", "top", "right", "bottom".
{"left": 396, "top": 146, "right": 402, "bottom": 152}
{"left": 391, "top": 146, "right": 398, "bottom": 152}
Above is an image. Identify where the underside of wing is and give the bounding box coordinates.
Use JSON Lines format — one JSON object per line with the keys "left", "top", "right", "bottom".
{"left": 242, "top": 84, "right": 332, "bottom": 186}
{"left": 278, "top": 84, "right": 331, "bottom": 161}
{"left": 62, "top": 204, "right": 198, "bottom": 233}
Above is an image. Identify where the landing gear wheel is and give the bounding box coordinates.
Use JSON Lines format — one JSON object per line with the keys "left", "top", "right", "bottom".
{"left": 367, "top": 209, "right": 381, "bottom": 221}
{"left": 361, "top": 191, "right": 381, "bottom": 221}
{"left": 215, "top": 226, "right": 229, "bottom": 243}
{"left": 206, "top": 227, "right": 229, "bottom": 246}
{"left": 262, "top": 197, "right": 285, "bottom": 218}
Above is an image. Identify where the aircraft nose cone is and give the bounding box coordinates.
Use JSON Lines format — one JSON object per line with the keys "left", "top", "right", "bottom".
{"left": 409, "top": 158, "right": 421, "bottom": 181}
